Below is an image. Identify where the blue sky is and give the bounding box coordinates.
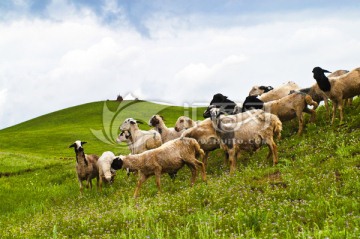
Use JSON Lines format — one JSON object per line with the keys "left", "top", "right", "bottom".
{"left": 1, "top": 0, "right": 360, "bottom": 128}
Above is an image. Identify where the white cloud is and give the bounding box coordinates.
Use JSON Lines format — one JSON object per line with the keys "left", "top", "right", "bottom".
{"left": 1, "top": 4, "right": 360, "bottom": 128}
{"left": 0, "top": 89, "right": 8, "bottom": 119}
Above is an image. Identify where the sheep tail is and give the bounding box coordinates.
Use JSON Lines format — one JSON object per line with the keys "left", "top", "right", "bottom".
{"left": 272, "top": 116, "right": 282, "bottom": 140}
{"left": 305, "top": 94, "right": 318, "bottom": 110}
{"left": 193, "top": 140, "right": 205, "bottom": 161}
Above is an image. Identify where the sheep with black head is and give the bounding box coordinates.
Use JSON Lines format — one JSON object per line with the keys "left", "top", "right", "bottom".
{"left": 312, "top": 66, "right": 360, "bottom": 124}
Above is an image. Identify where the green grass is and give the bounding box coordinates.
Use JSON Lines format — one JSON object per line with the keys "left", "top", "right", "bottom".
{"left": 0, "top": 99, "right": 360, "bottom": 238}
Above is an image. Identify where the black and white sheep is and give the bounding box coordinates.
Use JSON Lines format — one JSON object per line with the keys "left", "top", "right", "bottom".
{"left": 69, "top": 140, "right": 99, "bottom": 193}
{"left": 312, "top": 66, "right": 360, "bottom": 124}
{"left": 111, "top": 137, "right": 207, "bottom": 197}
{"left": 97, "top": 151, "right": 117, "bottom": 191}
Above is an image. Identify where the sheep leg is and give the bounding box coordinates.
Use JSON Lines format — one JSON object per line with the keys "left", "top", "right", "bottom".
{"left": 154, "top": 169, "right": 162, "bottom": 194}
{"left": 134, "top": 173, "right": 148, "bottom": 198}
{"left": 185, "top": 161, "right": 198, "bottom": 186}
{"left": 266, "top": 138, "right": 278, "bottom": 165}
{"left": 196, "top": 160, "right": 207, "bottom": 182}
{"left": 99, "top": 176, "right": 103, "bottom": 192}
{"left": 304, "top": 107, "right": 316, "bottom": 123}
{"left": 228, "top": 148, "right": 237, "bottom": 174}
{"left": 332, "top": 102, "right": 337, "bottom": 125}
{"left": 203, "top": 151, "right": 209, "bottom": 167}
{"left": 338, "top": 99, "right": 344, "bottom": 124}
{"left": 78, "top": 178, "right": 84, "bottom": 193}
{"left": 297, "top": 111, "right": 304, "bottom": 135}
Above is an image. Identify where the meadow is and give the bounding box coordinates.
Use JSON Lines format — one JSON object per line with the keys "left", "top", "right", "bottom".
{"left": 0, "top": 99, "right": 359, "bottom": 238}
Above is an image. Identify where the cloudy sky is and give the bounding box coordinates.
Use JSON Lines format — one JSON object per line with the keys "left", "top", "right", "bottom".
{"left": 1, "top": 0, "right": 360, "bottom": 129}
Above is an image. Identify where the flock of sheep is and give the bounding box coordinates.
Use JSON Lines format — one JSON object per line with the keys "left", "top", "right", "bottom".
{"left": 69, "top": 66, "right": 360, "bottom": 197}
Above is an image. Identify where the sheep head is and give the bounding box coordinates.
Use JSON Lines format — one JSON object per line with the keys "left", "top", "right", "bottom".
{"left": 117, "top": 131, "right": 131, "bottom": 143}
{"left": 148, "top": 115, "right": 163, "bottom": 127}
{"left": 174, "top": 116, "right": 194, "bottom": 132}
{"left": 111, "top": 156, "right": 124, "bottom": 170}
{"left": 69, "top": 140, "right": 88, "bottom": 165}
{"left": 69, "top": 140, "right": 87, "bottom": 152}
{"left": 120, "top": 118, "right": 138, "bottom": 131}
{"left": 312, "top": 67, "right": 332, "bottom": 92}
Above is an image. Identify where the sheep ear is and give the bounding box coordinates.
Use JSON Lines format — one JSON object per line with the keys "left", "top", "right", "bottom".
{"left": 160, "top": 115, "right": 164, "bottom": 120}
{"left": 323, "top": 69, "right": 331, "bottom": 73}
{"left": 81, "top": 141, "right": 87, "bottom": 145}
{"left": 136, "top": 119, "right": 144, "bottom": 124}
{"left": 69, "top": 143, "right": 76, "bottom": 148}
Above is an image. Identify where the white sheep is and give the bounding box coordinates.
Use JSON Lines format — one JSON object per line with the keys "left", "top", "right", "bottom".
{"left": 312, "top": 66, "right": 360, "bottom": 124}
{"left": 110, "top": 137, "right": 207, "bottom": 197}
{"left": 149, "top": 115, "right": 183, "bottom": 142}
{"left": 97, "top": 151, "right": 117, "bottom": 191}
{"left": 119, "top": 118, "right": 162, "bottom": 154}
{"left": 210, "top": 109, "right": 282, "bottom": 173}
{"left": 69, "top": 140, "right": 99, "bottom": 193}
{"left": 249, "top": 81, "right": 300, "bottom": 102}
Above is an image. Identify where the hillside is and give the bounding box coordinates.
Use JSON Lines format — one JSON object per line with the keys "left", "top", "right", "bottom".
{"left": 0, "top": 99, "right": 359, "bottom": 238}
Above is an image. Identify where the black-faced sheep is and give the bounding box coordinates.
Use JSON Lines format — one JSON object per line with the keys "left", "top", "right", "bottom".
{"left": 312, "top": 66, "right": 360, "bottom": 124}
{"left": 242, "top": 92, "right": 318, "bottom": 135}
{"left": 203, "top": 93, "right": 238, "bottom": 118}
{"left": 111, "top": 137, "right": 207, "bottom": 197}
{"left": 119, "top": 118, "right": 162, "bottom": 154}
{"left": 210, "top": 109, "right": 282, "bottom": 173}
{"left": 148, "top": 115, "right": 183, "bottom": 142}
{"left": 69, "top": 140, "right": 99, "bottom": 193}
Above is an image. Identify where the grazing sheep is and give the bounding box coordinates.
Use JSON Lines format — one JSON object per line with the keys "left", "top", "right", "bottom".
{"left": 203, "top": 93, "right": 238, "bottom": 118}
{"left": 69, "top": 140, "right": 99, "bottom": 193}
{"left": 119, "top": 118, "right": 162, "bottom": 154}
{"left": 181, "top": 116, "right": 220, "bottom": 166}
{"left": 97, "top": 151, "right": 117, "bottom": 191}
{"left": 111, "top": 137, "right": 207, "bottom": 197}
{"left": 242, "top": 92, "right": 318, "bottom": 135}
{"left": 250, "top": 81, "right": 300, "bottom": 102}
{"left": 210, "top": 109, "right": 282, "bottom": 173}
{"left": 174, "top": 116, "right": 197, "bottom": 132}
{"left": 312, "top": 66, "right": 360, "bottom": 124}
{"left": 248, "top": 85, "right": 274, "bottom": 96}
{"left": 149, "top": 115, "right": 183, "bottom": 142}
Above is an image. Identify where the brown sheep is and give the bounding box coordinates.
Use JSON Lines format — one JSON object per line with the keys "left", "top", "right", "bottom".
{"left": 111, "top": 137, "right": 207, "bottom": 197}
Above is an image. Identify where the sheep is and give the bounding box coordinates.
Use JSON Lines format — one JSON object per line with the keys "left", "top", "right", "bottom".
{"left": 97, "top": 151, "right": 117, "bottom": 191}
{"left": 203, "top": 93, "right": 238, "bottom": 118}
{"left": 119, "top": 118, "right": 162, "bottom": 154}
{"left": 297, "top": 69, "right": 350, "bottom": 114}
{"left": 248, "top": 85, "right": 274, "bottom": 96}
{"left": 174, "top": 116, "right": 197, "bottom": 132}
{"left": 210, "top": 108, "right": 282, "bottom": 173}
{"left": 242, "top": 92, "right": 318, "bottom": 135}
{"left": 312, "top": 66, "right": 360, "bottom": 124}
{"left": 110, "top": 137, "right": 207, "bottom": 197}
{"left": 69, "top": 140, "right": 99, "bottom": 193}
{"left": 181, "top": 117, "right": 220, "bottom": 166}
{"left": 250, "top": 81, "right": 300, "bottom": 102}
{"left": 117, "top": 130, "right": 177, "bottom": 179}
{"left": 148, "top": 115, "right": 183, "bottom": 142}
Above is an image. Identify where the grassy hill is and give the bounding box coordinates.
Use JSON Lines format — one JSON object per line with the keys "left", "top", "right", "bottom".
{"left": 0, "top": 99, "right": 359, "bottom": 238}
